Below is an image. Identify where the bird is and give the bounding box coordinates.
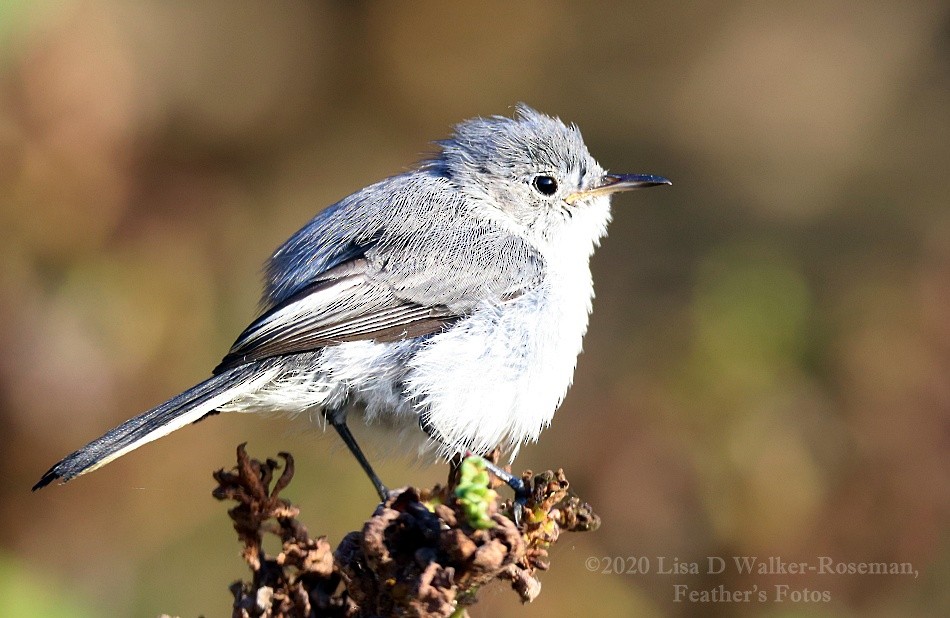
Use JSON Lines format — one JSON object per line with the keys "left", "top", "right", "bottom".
{"left": 33, "top": 104, "right": 670, "bottom": 498}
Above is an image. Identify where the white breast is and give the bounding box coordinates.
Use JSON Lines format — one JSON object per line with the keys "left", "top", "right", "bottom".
{"left": 405, "top": 198, "right": 608, "bottom": 459}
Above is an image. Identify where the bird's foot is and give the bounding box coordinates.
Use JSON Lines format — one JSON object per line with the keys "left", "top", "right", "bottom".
{"left": 464, "top": 451, "right": 530, "bottom": 525}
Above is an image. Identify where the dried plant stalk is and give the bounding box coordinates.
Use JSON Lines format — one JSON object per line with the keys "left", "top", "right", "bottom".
{"left": 213, "top": 444, "right": 600, "bottom": 618}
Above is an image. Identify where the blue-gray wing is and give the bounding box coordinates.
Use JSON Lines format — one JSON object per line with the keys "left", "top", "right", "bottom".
{"left": 215, "top": 172, "right": 544, "bottom": 372}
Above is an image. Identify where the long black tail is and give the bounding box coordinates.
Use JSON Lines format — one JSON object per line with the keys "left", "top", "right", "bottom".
{"left": 33, "top": 364, "right": 269, "bottom": 490}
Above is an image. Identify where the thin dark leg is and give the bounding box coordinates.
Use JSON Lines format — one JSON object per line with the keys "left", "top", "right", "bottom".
{"left": 464, "top": 450, "right": 530, "bottom": 525}
{"left": 447, "top": 453, "right": 463, "bottom": 489}
{"left": 330, "top": 415, "right": 389, "bottom": 502}
{"left": 465, "top": 450, "right": 528, "bottom": 498}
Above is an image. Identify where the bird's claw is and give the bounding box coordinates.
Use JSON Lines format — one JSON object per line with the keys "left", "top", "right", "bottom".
{"left": 464, "top": 452, "right": 530, "bottom": 525}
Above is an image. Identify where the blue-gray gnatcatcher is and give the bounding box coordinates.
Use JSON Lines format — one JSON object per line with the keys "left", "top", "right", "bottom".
{"left": 33, "top": 104, "right": 669, "bottom": 497}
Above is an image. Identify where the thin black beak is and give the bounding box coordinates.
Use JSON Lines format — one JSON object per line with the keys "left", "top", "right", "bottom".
{"left": 565, "top": 173, "right": 671, "bottom": 203}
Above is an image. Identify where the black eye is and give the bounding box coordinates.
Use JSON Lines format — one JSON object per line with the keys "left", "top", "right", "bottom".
{"left": 532, "top": 175, "right": 558, "bottom": 196}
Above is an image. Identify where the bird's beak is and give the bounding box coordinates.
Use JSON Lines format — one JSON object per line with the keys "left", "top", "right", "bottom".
{"left": 565, "top": 173, "right": 671, "bottom": 204}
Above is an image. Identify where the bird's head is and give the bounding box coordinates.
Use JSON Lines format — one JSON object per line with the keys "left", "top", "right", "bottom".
{"left": 428, "top": 104, "right": 669, "bottom": 244}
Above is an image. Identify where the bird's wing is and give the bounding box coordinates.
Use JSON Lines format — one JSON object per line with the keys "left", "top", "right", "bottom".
{"left": 214, "top": 258, "right": 457, "bottom": 372}
{"left": 215, "top": 174, "right": 545, "bottom": 372}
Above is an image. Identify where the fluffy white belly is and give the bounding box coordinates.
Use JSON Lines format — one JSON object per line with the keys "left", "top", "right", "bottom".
{"left": 219, "top": 340, "right": 419, "bottom": 421}
{"left": 405, "top": 279, "right": 592, "bottom": 458}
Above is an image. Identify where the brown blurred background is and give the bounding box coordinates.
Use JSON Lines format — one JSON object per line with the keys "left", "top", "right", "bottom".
{"left": 2, "top": 1, "right": 948, "bottom": 616}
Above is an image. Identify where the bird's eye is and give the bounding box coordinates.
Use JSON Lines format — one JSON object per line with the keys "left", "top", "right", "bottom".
{"left": 532, "top": 175, "right": 558, "bottom": 196}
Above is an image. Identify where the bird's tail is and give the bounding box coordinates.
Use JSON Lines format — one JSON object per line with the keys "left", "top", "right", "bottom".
{"left": 33, "top": 364, "right": 273, "bottom": 490}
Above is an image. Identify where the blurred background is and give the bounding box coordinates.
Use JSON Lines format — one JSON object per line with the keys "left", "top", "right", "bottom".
{"left": 1, "top": 1, "right": 948, "bottom": 616}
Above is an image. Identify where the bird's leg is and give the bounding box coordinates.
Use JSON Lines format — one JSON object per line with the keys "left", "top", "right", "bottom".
{"left": 328, "top": 413, "right": 389, "bottom": 502}
{"left": 464, "top": 450, "right": 530, "bottom": 524}
{"left": 467, "top": 451, "right": 528, "bottom": 497}
{"left": 421, "top": 417, "right": 529, "bottom": 522}
{"left": 447, "top": 452, "right": 463, "bottom": 490}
